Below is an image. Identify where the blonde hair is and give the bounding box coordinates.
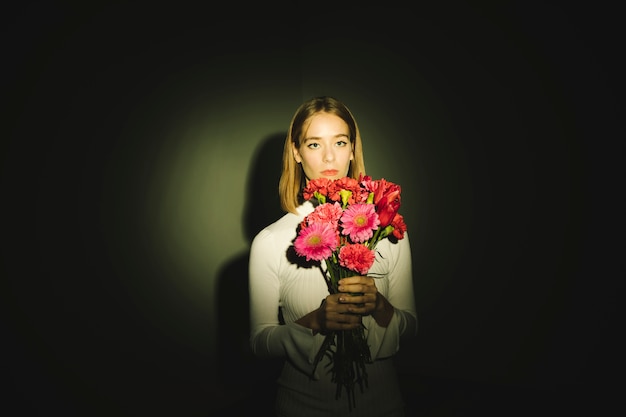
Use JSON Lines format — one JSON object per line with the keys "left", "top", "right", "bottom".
{"left": 279, "top": 96, "right": 366, "bottom": 214}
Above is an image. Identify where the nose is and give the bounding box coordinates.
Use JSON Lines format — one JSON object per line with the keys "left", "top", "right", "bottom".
{"left": 323, "top": 148, "right": 335, "bottom": 163}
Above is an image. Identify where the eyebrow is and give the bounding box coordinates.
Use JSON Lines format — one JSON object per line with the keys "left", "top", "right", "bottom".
{"left": 302, "top": 133, "right": 349, "bottom": 142}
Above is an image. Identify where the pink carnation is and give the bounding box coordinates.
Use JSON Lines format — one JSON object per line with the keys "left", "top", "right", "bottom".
{"left": 340, "top": 203, "right": 380, "bottom": 243}
{"left": 328, "top": 177, "right": 361, "bottom": 204}
{"left": 338, "top": 243, "right": 375, "bottom": 275}
{"left": 294, "top": 222, "right": 338, "bottom": 261}
{"left": 302, "top": 178, "right": 333, "bottom": 201}
{"left": 307, "top": 202, "right": 343, "bottom": 229}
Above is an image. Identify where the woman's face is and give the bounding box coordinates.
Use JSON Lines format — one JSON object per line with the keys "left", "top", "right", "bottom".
{"left": 293, "top": 112, "right": 354, "bottom": 181}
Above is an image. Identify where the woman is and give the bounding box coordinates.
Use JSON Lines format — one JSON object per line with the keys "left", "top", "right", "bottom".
{"left": 249, "top": 96, "right": 417, "bottom": 416}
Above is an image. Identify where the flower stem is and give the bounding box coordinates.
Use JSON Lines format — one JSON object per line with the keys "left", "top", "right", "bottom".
{"left": 312, "top": 261, "right": 372, "bottom": 411}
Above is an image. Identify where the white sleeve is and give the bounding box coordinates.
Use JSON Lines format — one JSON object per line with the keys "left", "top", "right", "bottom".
{"left": 365, "top": 232, "right": 418, "bottom": 359}
{"left": 248, "top": 228, "right": 325, "bottom": 378}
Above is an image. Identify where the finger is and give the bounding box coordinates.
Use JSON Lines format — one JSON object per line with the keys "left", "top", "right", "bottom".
{"left": 339, "top": 294, "right": 373, "bottom": 304}
{"left": 328, "top": 307, "right": 362, "bottom": 318}
{"left": 338, "top": 283, "right": 364, "bottom": 293}
{"left": 338, "top": 276, "right": 368, "bottom": 285}
{"left": 339, "top": 278, "right": 377, "bottom": 292}
{"left": 325, "top": 297, "right": 354, "bottom": 313}
{"left": 343, "top": 304, "right": 366, "bottom": 314}
{"left": 324, "top": 293, "right": 342, "bottom": 303}
{"left": 340, "top": 285, "right": 378, "bottom": 296}
{"left": 326, "top": 312, "right": 362, "bottom": 327}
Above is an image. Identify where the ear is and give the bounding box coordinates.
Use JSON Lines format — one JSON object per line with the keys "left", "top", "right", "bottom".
{"left": 292, "top": 143, "right": 302, "bottom": 163}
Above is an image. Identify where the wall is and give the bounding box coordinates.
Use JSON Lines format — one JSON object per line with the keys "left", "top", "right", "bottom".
{"left": 2, "top": 3, "right": 622, "bottom": 416}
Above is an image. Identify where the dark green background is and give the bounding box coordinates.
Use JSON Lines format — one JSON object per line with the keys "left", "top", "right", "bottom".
{"left": 2, "top": 3, "right": 622, "bottom": 416}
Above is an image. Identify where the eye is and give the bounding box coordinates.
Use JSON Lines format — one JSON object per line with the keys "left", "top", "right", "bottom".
{"left": 307, "top": 142, "right": 320, "bottom": 149}
{"left": 336, "top": 140, "right": 348, "bottom": 147}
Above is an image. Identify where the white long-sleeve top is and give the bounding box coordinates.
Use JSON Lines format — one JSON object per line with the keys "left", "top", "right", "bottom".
{"left": 249, "top": 200, "right": 418, "bottom": 380}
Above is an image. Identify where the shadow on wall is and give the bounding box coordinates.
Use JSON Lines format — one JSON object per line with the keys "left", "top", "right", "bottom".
{"left": 214, "top": 132, "right": 286, "bottom": 414}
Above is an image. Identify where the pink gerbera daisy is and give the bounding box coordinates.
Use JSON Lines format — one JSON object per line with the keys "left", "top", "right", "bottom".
{"left": 340, "top": 203, "right": 380, "bottom": 243}
{"left": 339, "top": 243, "right": 376, "bottom": 275}
{"left": 294, "top": 222, "right": 338, "bottom": 261}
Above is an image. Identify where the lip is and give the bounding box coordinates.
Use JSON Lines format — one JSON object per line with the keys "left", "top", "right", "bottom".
{"left": 321, "top": 169, "right": 339, "bottom": 176}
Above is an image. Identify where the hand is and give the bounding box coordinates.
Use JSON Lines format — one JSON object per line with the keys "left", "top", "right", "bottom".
{"left": 337, "top": 276, "right": 379, "bottom": 316}
{"left": 297, "top": 275, "right": 394, "bottom": 333}
{"left": 316, "top": 276, "right": 381, "bottom": 333}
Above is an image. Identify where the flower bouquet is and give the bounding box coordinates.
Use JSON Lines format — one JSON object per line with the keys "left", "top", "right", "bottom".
{"left": 293, "top": 174, "right": 407, "bottom": 410}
